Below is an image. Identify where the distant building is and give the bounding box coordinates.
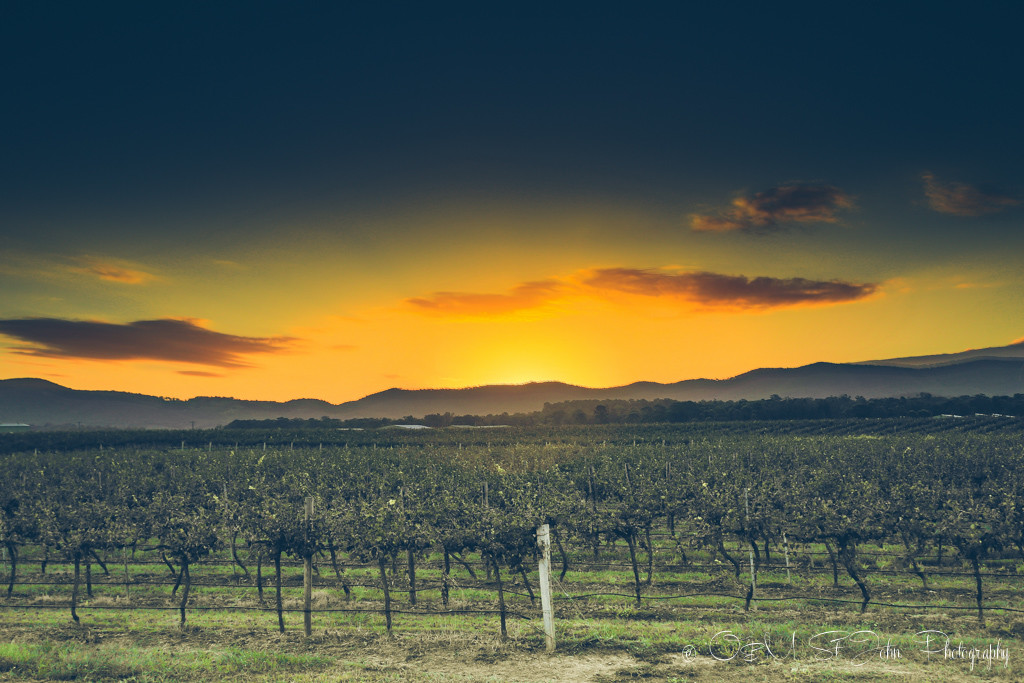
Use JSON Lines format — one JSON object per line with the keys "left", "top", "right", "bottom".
{"left": 0, "top": 423, "right": 30, "bottom": 433}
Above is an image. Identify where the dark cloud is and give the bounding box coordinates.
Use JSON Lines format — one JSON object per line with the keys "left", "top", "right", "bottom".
{"left": 922, "top": 172, "right": 1019, "bottom": 216}
{"left": 406, "top": 280, "right": 566, "bottom": 315}
{"left": 0, "top": 318, "right": 294, "bottom": 367}
{"left": 585, "top": 268, "right": 877, "bottom": 309}
{"left": 404, "top": 268, "right": 878, "bottom": 316}
{"left": 691, "top": 184, "right": 855, "bottom": 232}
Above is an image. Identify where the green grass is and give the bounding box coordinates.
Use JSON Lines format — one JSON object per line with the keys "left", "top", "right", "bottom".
{"left": 0, "top": 641, "right": 332, "bottom": 682}
{"left": 3, "top": 604, "right": 1021, "bottom": 681}
{"left": 5, "top": 540, "right": 1024, "bottom": 681}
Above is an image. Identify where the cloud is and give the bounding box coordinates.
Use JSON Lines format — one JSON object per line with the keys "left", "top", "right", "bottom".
{"left": 691, "top": 184, "right": 855, "bottom": 232}
{"left": 0, "top": 318, "right": 295, "bottom": 367}
{"left": 66, "top": 256, "right": 158, "bottom": 284}
{"left": 405, "top": 267, "right": 877, "bottom": 317}
{"left": 0, "top": 252, "right": 158, "bottom": 284}
{"left": 922, "top": 172, "right": 1019, "bottom": 216}
{"left": 584, "top": 268, "right": 877, "bottom": 309}
{"left": 952, "top": 281, "right": 996, "bottom": 290}
{"left": 178, "top": 370, "right": 225, "bottom": 377}
{"left": 406, "top": 279, "right": 567, "bottom": 316}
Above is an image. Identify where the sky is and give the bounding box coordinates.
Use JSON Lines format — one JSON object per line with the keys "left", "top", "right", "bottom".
{"left": 1, "top": 3, "right": 1023, "bottom": 403}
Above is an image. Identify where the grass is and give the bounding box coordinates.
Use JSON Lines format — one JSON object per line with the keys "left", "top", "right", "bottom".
{"left": 3, "top": 603, "right": 1020, "bottom": 681}
{"left": 0, "top": 640, "right": 333, "bottom": 682}
{"left": 4, "top": 542, "right": 1024, "bottom": 681}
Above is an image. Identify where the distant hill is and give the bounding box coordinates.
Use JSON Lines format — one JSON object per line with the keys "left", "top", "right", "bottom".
{"left": 0, "top": 378, "right": 339, "bottom": 429}
{"left": 2, "top": 342, "right": 1023, "bottom": 428}
{"left": 334, "top": 358, "right": 1024, "bottom": 417}
{"left": 853, "top": 339, "right": 1024, "bottom": 368}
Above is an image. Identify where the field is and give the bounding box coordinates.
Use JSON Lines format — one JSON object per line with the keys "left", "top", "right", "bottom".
{"left": 3, "top": 419, "right": 1024, "bottom": 681}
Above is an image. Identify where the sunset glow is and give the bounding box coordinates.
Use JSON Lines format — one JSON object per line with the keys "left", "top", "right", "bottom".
{"left": 2, "top": 6, "right": 1022, "bottom": 404}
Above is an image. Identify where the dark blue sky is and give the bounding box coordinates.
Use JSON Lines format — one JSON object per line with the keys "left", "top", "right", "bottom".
{"left": 5, "top": 3, "right": 1022, "bottom": 229}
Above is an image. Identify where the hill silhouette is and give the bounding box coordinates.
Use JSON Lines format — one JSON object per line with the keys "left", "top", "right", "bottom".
{"left": 1, "top": 343, "right": 1022, "bottom": 428}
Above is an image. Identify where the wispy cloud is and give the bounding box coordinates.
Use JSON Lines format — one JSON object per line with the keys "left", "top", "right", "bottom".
{"left": 406, "top": 280, "right": 567, "bottom": 316}
{"left": 0, "top": 318, "right": 295, "bottom": 367}
{"left": 922, "top": 172, "right": 1019, "bottom": 216}
{"left": 67, "top": 256, "right": 157, "bottom": 284}
{"left": 584, "top": 268, "right": 877, "bottom": 309}
{"left": 691, "top": 183, "right": 854, "bottom": 233}
{"left": 0, "top": 253, "right": 159, "bottom": 284}
{"left": 952, "top": 281, "right": 997, "bottom": 290}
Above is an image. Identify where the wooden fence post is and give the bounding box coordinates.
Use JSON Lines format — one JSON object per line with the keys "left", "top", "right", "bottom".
{"left": 536, "top": 523, "right": 556, "bottom": 652}
{"left": 304, "top": 496, "right": 314, "bottom": 637}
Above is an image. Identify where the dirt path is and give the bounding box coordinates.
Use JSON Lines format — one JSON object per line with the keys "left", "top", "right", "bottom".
{"left": 304, "top": 643, "right": 1015, "bottom": 682}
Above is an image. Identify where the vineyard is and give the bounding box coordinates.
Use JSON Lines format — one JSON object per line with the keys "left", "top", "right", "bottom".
{"left": 3, "top": 420, "right": 1024, "bottom": 681}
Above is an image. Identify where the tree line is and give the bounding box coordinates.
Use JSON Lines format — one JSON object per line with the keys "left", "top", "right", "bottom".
{"left": 223, "top": 393, "right": 1024, "bottom": 429}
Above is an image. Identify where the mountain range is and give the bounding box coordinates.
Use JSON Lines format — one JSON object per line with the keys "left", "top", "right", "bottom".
{"left": 2, "top": 341, "right": 1023, "bottom": 429}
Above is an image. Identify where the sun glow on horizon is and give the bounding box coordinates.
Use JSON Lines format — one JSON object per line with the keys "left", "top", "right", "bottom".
{"left": 0, "top": 257, "right": 1021, "bottom": 403}
{"left": 453, "top": 335, "right": 597, "bottom": 390}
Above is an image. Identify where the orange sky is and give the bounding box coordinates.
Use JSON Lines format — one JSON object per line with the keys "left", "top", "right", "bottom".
{"left": 2, "top": 197, "right": 1021, "bottom": 403}
{"left": 2, "top": 6, "right": 1023, "bottom": 404}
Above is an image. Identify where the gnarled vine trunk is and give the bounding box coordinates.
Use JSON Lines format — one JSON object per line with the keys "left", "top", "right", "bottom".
{"left": 179, "top": 560, "right": 191, "bottom": 628}
{"left": 274, "top": 550, "right": 284, "bottom": 633}
{"left": 5, "top": 542, "right": 16, "bottom": 598}
{"left": 624, "top": 531, "right": 643, "bottom": 607}
{"left": 377, "top": 555, "right": 392, "bottom": 636}
{"left": 71, "top": 554, "right": 81, "bottom": 623}
{"left": 836, "top": 539, "right": 870, "bottom": 613}
{"left": 490, "top": 554, "right": 507, "bottom": 640}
